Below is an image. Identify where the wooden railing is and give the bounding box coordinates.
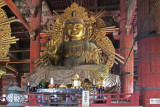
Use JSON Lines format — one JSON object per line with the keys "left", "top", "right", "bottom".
{"left": 23, "top": 94, "right": 43, "bottom": 106}
{"left": 77, "top": 91, "right": 139, "bottom": 106}
{"left": 0, "top": 91, "right": 139, "bottom": 106}
{"left": 0, "top": 92, "right": 43, "bottom": 106}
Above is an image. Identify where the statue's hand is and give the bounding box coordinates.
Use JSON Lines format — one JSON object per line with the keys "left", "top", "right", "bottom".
{"left": 45, "top": 40, "right": 57, "bottom": 55}
{"left": 45, "top": 39, "right": 61, "bottom": 65}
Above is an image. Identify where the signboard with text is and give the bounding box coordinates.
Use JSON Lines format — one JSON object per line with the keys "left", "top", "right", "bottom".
{"left": 150, "top": 98, "right": 160, "bottom": 104}
{"left": 82, "top": 90, "right": 89, "bottom": 107}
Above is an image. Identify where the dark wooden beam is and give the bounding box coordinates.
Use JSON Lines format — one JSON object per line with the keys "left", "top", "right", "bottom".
{"left": 4, "top": 0, "right": 33, "bottom": 32}
{"left": 20, "top": 27, "right": 30, "bottom": 39}
{"left": 5, "top": 64, "right": 17, "bottom": 73}
{"left": 8, "top": 59, "right": 30, "bottom": 63}
{"left": 17, "top": 38, "right": 30, "bottom": 40}
{"left": 40, "top": 10, "right": 119, "bottom": 22}
{"left": 54, "top": 4, "right": 119, "bottom": 13}
{"left": 12, "top": 31, "right": 29, "bottom": 34}
{"left": 8, "top": 52, "right": 18, "bottom": 60}
{"left": 93, "top": 0, "right": 98, "bottom": 12}
{"left": 9, "top": 48, "right": 30, "bottom": 52}
{"left": 101, "top": 10, "right": 120, "bottom": 17}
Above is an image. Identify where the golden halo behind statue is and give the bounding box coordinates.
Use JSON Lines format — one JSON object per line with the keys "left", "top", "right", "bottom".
{"left": 39, "top": 2, "right": 123, "bottom": 69}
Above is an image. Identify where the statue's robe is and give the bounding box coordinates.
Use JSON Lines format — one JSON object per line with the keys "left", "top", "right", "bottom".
{"left": 28, "top": 65, "right": 108, "bottom": 87}
{"left": 28, "top": 41, "right": 120, "bottom": 93}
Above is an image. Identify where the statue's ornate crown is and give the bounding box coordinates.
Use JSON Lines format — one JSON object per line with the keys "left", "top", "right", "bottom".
{"left": 60, "top": 2, "right": 95, "bottom": 23}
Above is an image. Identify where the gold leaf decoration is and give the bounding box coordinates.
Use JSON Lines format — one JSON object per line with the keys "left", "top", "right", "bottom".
{"left": 0, "top": 8, "right": 18, "bottom": 62}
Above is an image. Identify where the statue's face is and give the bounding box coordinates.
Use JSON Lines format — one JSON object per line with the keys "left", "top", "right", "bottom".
{"left": 66, "top": 21, "right": 84, "bottom": 41}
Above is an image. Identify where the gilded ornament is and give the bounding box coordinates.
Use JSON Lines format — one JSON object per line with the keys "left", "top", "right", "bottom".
{"left": 0, "top": 7, "right": 18, "bottom": 62}
{"left": 96, "top": 74, "right": 106, "bottom": 87}
{"left": 59, "top": 83, "right": 67, "bottom": 89}
{"left": 48, "top": 84, "right": 54, "bottom": 89}
{"left": 71, "top": 74, "right": 82, "bottom": 89}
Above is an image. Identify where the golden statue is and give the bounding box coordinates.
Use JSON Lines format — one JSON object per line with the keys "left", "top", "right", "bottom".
{"left": 56, "top": 18, "right": 101, "bottom": 66}
{"left": 29, "top": 3, "right": 124, "bottom": 93}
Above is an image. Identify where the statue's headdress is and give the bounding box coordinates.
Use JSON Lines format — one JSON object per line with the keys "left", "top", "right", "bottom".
{"left": 53, "top": 2, "right": 96, "bottom": 26}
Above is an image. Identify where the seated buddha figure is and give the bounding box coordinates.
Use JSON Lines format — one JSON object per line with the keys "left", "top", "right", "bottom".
{"left": 29, "top": 3, "right": 122, "bottom": 92}
{"left": 52, "top": 19, "right": 100, "bottom": 67}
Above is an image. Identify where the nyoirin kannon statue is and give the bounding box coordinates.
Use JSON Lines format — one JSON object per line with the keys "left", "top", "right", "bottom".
{"left": 28, "top": 2, "right": 124, "bottom": 93}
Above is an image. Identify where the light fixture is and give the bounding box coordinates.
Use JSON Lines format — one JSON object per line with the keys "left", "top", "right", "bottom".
{"left": 48, "top": 78, "right": 54, "bottom": 88}
{"left": 2, "top": 94, "right": 6, "bottom": 102}
{"left": 6, "top": 81, "right": 25, "bottom": 107}
{"left": 71, "top": 74, "right": 82, "bottom": 89}
{"left": 96, "top": 74, "right": 106, "bottom": 88}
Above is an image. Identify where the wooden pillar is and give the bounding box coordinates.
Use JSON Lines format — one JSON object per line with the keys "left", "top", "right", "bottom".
{"left": 137, "top": 0, "right": 160, "bottom": 106}
{"left": 16, "top": 64, "right": 22, "bottom": 87}
{"left": 4, "top": 0, "right": 33, "bottom": 32}
{"left": 0, "top": 78, "right": 2, "bottom": 91}
{"left": 30, "top": 0, "right": 42, "bottom": 73}
{"left": 120, "top": 0, "right": 134, "bottom": 96}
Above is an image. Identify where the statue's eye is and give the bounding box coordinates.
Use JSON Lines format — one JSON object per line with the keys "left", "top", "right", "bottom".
{"left": 69, "top": 26, "right": 73, "bottom": 29}
{"left": 75, "top": 24, "right": 82, "bottom": 29}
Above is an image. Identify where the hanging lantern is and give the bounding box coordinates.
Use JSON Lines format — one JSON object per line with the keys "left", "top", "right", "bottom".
{"left": 71, "top": 74, "right": 82, "bottom": 89}
{"left": 6, "top": 82, "right": 25, "bottom": 107}
{"left": 96, "top": 74, "right": 106, "bottom": 87}
{"left": 59, "top": 83, "right": 67, "bottom": 89}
